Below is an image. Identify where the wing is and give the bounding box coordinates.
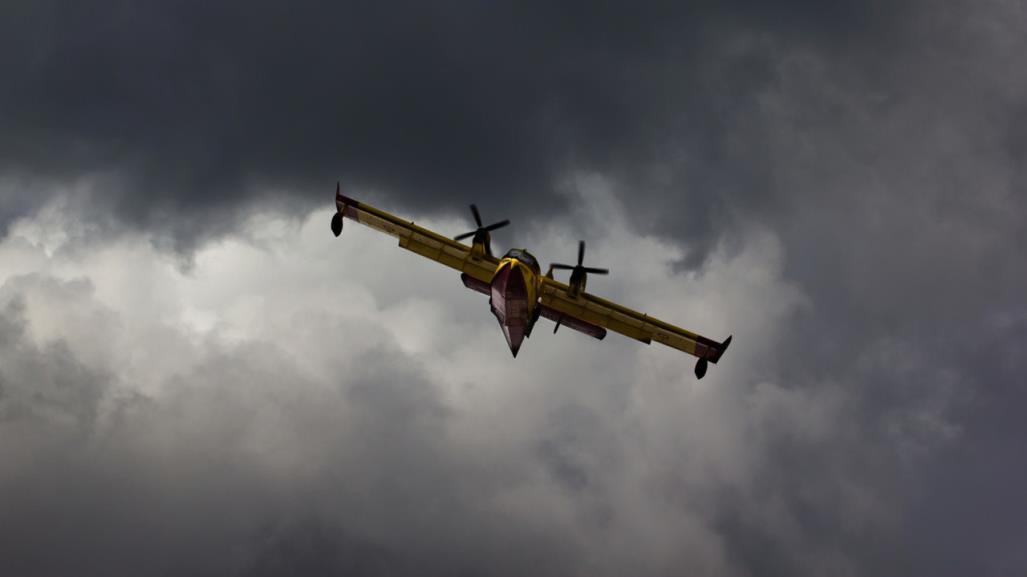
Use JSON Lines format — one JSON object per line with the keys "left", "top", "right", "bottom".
{"left": 539, "top": 276, "right": 732, "bottom": 366}
{"left": 334, "top": 184, "right": 499, "bottom": 285}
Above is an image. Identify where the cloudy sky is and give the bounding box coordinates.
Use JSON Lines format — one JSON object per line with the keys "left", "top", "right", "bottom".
{"left": 2, "top": 1, "right": 1026, "bottom": 575}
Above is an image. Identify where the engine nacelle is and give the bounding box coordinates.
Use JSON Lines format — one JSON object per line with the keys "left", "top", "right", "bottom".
{"left": 567, "top": 268, "right": 587, "bottom": 298}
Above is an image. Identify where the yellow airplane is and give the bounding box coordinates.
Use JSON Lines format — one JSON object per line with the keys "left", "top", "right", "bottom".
{"left": 331, "top": 183, "right": 732, "bottom": 378}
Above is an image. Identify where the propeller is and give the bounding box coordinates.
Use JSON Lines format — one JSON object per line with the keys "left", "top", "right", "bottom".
{"left": 454, "top": 204, "right": 510, "bottom": 241}
{"left": 551, "top": 241, "right": 609, "bottom": 276}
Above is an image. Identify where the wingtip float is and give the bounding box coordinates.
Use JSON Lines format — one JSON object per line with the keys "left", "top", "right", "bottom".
{"left": 330, "top": 183, "right": 732, "bottom": 379}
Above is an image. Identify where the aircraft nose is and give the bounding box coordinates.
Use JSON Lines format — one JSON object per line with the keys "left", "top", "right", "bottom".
{"left": 501, "top": 324, "right": 526, "bottom": 358}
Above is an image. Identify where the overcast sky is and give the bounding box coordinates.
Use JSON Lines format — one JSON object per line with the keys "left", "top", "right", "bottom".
{"left": 2, "top": 1, "right": 1026, "bottom": 575}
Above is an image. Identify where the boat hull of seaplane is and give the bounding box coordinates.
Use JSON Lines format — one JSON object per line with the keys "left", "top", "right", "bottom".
{"left": 489, "top": 260, "right": 534, "bottom": 357}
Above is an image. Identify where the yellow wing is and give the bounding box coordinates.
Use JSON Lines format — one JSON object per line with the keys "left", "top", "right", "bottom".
{"left": 333, "top": 184, "right": 499, "bottom": 284}
{"left": 539, "top": 275, "right": 732, "bottom": 371}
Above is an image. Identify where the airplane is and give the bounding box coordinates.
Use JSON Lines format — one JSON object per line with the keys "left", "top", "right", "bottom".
{"left": 330, "top": 183, "right": 732, "bottom": 378}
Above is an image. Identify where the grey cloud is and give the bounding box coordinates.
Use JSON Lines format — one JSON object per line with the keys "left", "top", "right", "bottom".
{"left": 1, "top": 0, "right": 915, "bottom": 248}
{"left": 0, "top": 208, "right": 974, "bottom": 576}
{"left": 2, "top": 1, "right": 1027, "bottom": 575}
{"left": 0, "top": 269, "right": 605, "bottom": 576}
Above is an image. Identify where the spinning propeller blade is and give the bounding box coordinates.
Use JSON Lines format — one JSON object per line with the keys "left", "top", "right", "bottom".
{"left": 550, "top": 241, "right": 609, "bottom": 278}
{"left": 454, "top": 204, "right": 510, "bottom": 241}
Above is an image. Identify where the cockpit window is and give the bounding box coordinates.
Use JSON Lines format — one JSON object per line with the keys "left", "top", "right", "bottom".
{"left": 504, "top": 248, "right": 540, "bottom": 274}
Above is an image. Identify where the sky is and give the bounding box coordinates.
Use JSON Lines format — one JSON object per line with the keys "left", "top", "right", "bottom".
{"left": 1, "top": 1, "right": 1025, "bottom": 575}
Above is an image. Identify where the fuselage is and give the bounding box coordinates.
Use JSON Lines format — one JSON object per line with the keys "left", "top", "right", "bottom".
{"left": 489, "top": 249, "right": 542, "bottom": 356}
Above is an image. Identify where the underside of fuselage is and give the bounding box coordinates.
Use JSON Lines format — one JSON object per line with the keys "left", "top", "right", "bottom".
{"left": 490, "top": 263, "right": 529, "bottom": 356}
{"left": 489, "top": 255, "right": 540, "bottom": 357}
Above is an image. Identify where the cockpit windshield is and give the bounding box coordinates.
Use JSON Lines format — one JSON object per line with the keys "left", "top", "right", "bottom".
{"left": 504, "top": 248, "right": 540, "bottom": 274}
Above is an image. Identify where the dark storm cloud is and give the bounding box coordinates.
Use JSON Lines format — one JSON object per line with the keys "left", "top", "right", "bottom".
{"left": 703, "top": 9, "right": 1027, "bottom": 573}
{"left": 3, "top": 1, "right": 1027, "bottom": 575}
{"left": 2, "top": 0, "right": 908, "bottom": 248}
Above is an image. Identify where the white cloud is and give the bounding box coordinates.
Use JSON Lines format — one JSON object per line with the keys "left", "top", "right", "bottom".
{"left": 0, "top": 177, "right": 960, "bottom": 576}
